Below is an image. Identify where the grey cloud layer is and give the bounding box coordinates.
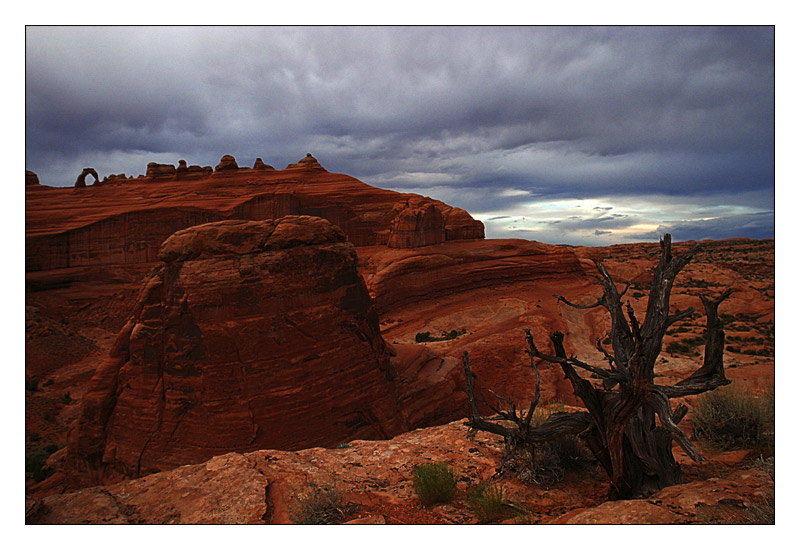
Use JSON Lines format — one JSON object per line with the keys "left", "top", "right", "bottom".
{"left": 25, "top": 26, "right": 774, "bottom": 244}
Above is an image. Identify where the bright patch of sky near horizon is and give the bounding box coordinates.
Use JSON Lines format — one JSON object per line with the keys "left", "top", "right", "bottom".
{"left": 25, "top": 25, "right": 774, "bottom": 246}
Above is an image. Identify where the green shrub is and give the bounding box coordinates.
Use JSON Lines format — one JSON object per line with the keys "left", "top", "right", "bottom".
{"left": 692, "top": 386, "right": 774, "bottom": 451}
{"left": 412, "top": 462, "right": 458, "bottom": 507}
{"left": 42, "top": 379, "right": 54, "bottom": 387}
{"left": 335, "top": 442, "right": 350, "bottom": 449}
{"left": 25, "top": 379, "right": 39, "bottom": 392}
{"left": 666, "top": 341, "right": 690, "bottom": 354}
{"left": 683, "top": 336, "right": 706, "bottom": 348}
{"left": 466, "top": 482, "right": 506, "bottom": 523}
{"left": 290, "top": 480, "right": 358, "bottom": 524}
{"left": 414, "top": 329, "right": 467, "bottom": 343}
{"left": 59, "top": 392, "right": 72, "bottom": 405}
{"left": 29, "top": 432, "right": 41, "bottom": 442}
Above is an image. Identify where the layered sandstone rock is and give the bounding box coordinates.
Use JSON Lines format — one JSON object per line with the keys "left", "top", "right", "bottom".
{"left": 389, "top": 344, "right": 466, "bottom": 427}
{"left": 66, "top": 216, "right": 409, "bottom": 480}
{"left": 360, "top": 239, "right": 586, "bottom": 315}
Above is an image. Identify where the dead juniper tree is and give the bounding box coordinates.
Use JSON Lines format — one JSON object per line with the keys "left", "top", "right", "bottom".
{"left": 463, "top": 234, "right": 732, "bottom": 499}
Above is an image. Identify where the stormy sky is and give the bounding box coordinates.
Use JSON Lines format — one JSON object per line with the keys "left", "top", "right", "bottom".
{"left": 25, "top": 26, "right": 775, "bottom": 246}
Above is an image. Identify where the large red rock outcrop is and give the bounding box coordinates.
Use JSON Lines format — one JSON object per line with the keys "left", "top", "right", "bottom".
{"left": 66, "top": 216, "right": 409, "bottom": 481}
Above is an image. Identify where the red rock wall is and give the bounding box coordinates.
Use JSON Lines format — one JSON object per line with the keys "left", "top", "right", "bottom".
{"left": 67, "top": 216, "right": 409, "bottom": 479}
{"left": 26, "top": 207, "right": 225, "bottom": 271}
{"left": 25, "top": 155, "right": 485, "bottom": 275}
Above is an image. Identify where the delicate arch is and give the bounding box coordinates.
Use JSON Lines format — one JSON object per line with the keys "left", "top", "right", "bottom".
{"left": 75, "top": 168, "right": 100, "bottom": 188}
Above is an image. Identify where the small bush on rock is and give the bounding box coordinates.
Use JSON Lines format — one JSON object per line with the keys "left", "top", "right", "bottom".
{"left": 290, "top": 480, "right": 358, "bottom": 524}
{"left": 412, "top": 462, "right": 458, "bottom": 506}
{"left": 692, "top": 385, "right": 774, "bottom": 452}
{"left": 466, "top": 482, "right": 506, "bottom": 523}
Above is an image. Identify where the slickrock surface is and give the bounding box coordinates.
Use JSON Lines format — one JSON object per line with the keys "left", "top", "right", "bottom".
{"left": 64, "top": 216, "right": 410, "bottom": 482}
{"left": 27, "top": 419, "right": 773, "bottom": 525}
{"left": 359, "top": 238, "right": 586, "bottom": 315}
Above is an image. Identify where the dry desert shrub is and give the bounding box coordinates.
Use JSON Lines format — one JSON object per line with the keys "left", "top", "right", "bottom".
{"left": 411, "top": 462, "right": 458, "bottom": 507}
{"left": 692, "top": 385, "right": 774, "bottom": 452}
{"left": 290, "top": 479, "right": 358, "bottom": 524}
{"left": 466, "top": 481, "right": 507, "bottom": 523}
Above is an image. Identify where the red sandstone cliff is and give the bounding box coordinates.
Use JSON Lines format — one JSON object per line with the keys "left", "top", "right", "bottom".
{"left": 25, "top": 154, "right": 484, "bottom": 272}
{"left": 65, "top": 217, "right": 410, "bottom": 482}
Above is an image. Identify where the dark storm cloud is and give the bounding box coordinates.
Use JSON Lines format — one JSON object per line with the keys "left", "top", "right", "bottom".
{"left": 25, "top": 26, "right": 774, "bottom": 244}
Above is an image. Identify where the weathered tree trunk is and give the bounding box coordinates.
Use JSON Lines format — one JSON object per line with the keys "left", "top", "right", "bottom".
{"left": 463, "top": 234, "right": 732, "bottom": 499}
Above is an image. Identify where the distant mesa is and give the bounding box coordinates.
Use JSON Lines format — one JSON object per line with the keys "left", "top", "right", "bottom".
{"left": 74, "top": 168, "right": 99, "bottom": 189}
{"left": 286, "top": 153, "right": 326, "bottom": 171}
{"left": 26, "top": 170, "right": 40, "bottom": 186}
{"left": 215, "top": 154, "right": 239, "bottom": 171}
{"left": 253, "top": 157, "right": 275, "bottom": 171}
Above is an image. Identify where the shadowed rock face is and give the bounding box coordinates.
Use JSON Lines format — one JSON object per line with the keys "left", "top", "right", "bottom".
{"left": 66, "top": 216, "right": 410, "bottom": 481}
{"left": 26, "top": 170, "right": 40, "bottom": 186}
